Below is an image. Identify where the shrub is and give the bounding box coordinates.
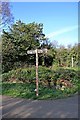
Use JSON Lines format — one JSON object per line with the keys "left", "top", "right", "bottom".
{"left": 2, "top": 67, "right": 79, "bottom": 88}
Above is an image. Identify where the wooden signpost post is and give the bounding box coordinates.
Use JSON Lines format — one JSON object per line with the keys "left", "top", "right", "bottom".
{"left": 27, "top": 48, "right": 47, "bottom": 96}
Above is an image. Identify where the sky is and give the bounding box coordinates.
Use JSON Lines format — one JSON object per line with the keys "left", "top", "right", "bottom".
{"left": 10, "top": 2, "right": 78, "bottom": 47}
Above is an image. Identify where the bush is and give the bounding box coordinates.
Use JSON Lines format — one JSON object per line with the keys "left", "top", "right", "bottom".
{"left": 53, "top": 68, "right": 79, "bottom": 80}
{"left": 2, "top": 67, "right": 79, "bottom": 88}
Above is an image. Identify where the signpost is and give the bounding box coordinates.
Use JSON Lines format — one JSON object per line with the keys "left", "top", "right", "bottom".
{"left": 27, "top": 48, "right": 47, "bottom": 96}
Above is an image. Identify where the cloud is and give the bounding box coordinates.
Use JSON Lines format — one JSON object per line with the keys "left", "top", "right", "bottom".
{"left": 46, "top": 25, "right": 78, "bottom": 38}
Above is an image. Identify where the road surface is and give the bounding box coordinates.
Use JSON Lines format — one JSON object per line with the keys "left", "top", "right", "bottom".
{"left": 0, "top": 95, "right": 79, "bottom": 118}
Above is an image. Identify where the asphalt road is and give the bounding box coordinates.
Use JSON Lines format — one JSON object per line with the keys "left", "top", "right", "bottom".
{"left": 0, "top": 95, "right": 79, "bottom": 118}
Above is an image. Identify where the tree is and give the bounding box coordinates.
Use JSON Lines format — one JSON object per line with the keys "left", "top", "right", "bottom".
{"left": 0, "top": 1, "right": 14, "bottom": 29}
{"left": 2, "top": 20, "right": 45, "bottom": 72}
{"left": 55, "top": 45, "right": 68, "bottom": 67}
{"left": 54, "top": 43, "right": 78, "bottom": 67}
{"left": 0, "top": 40, "right": 1, "bottom": 74}
{"left": 69, "top": 44, "right": 78, "bottom": 67}
{"left": 40, "top": 38, "right": 56, "bottom": 67}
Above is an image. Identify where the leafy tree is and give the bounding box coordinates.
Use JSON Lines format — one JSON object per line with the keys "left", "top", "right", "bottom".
{"left": 69, "top": 44, "right": 78, "bottom": 67}
{"left": 40, "top": 39, "right": 56, "bottom": 67}
{"left": 54, "top": 43, "right": 78, "bottom": 67}
{"left": 0, "top": 38, "right": 2, "bottom": 68}
{"left": 78, "top": 43, "right": 80, "bottom": 66}
{"left": 2, "top": 20, "right": 45, "bottom": 72}
{"left": 55, "top": 45, "right": 68, "bottom": 66}
{"left": 2, "top": 19, "right": 78, "bottom": 73}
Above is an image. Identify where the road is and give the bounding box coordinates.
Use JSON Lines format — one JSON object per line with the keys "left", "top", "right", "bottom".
{"left": 0, "top": 95, "right": 79, "bottom": 118}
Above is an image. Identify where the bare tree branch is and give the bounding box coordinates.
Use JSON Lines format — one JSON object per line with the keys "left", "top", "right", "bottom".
{"left": 0, "top": 1, "right": 14, "bottom": 30}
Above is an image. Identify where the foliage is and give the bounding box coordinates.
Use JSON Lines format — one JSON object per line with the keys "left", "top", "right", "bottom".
{"left": 2, "top": 21, "right": 45, "bottom": 72}
{"left": 2, "top": 66, "right": 79, "bottom": 99}
{"left": 2, "top": 20, "right": 78, "bottom": 73}
{"left": 1, "top": 82, "right": 78, "bottom": 100}
{"left": 2, "top": 67, "right": 79, "bottom": 88}
{"left": 54, "top": 44, "right": 78, "bottom": 68}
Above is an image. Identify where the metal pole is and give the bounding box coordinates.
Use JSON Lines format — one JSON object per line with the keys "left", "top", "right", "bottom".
{"left": 36, "top": 49, "right": 38, "bottom": 96}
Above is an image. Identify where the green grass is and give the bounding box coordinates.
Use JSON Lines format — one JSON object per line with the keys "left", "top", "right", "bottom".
{"left": 1, "top": 66, "right": 79, "bottom": 99}
{"left": 1, "top": 82, "right": 78, "bottom": 100}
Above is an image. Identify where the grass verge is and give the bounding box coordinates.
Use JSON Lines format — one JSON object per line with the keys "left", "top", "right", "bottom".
{"left": 1, "top": 82, "right": 78, "bottom": 100}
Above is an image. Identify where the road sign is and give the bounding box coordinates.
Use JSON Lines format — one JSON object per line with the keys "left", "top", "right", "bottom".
{"left": 27, "top": 48, "right": 47, "bottom": 54}
{"left": 27, "top": 50, "right": 36, "bottom": 54}
{"left": 27, "top": 48, "right": 48, "bottom": 97}
{"left": 38, "top": 48, "right": 47, "bottom": 53}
